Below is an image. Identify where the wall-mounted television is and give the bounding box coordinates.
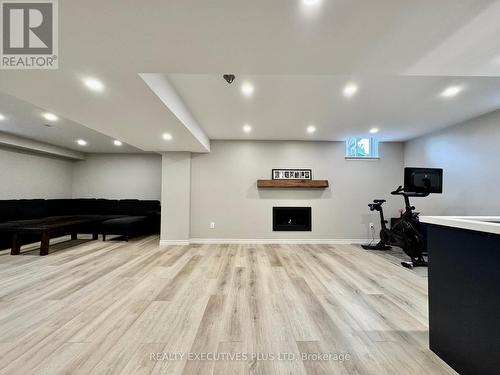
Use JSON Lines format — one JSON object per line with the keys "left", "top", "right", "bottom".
{"left": 404, "top": 167, "right": 443, "bottom": 194}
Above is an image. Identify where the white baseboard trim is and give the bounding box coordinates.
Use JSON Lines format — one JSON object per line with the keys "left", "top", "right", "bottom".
{"left": 159, "top": 240, "right": 190, "bottom": 246}
{"left": 159, "top": 238, "right": 375, "bottom": 245}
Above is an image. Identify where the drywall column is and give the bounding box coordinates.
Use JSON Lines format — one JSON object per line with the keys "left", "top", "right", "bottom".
{"left": 160, "top": 152, "right": 191, "bottom": 244}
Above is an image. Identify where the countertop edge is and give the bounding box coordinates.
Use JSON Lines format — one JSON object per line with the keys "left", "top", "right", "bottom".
{"left": 420, "top": 216, "right": 500, "bottom": 235}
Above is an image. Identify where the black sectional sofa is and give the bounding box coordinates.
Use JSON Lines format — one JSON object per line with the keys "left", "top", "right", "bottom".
{"left": 0, "top": 198, "right": 161, "bottom": 251}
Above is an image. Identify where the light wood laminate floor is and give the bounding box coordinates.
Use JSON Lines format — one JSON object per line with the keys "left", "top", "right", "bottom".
{"left": 0, "top": 236, "right": 457, "bottom": 375}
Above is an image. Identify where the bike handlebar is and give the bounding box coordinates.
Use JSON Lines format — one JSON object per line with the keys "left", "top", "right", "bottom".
{"left": 391, "top": 185, "right": 404, "bottom": 195}
{"left": 391, "top": 178, "right": 432, "bottom": 197}
{"left": 391, "top": 185, "right": 430, "bottom": 198}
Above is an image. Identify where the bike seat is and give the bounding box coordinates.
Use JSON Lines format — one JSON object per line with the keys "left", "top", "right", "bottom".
{"left": 373, "top": 199, "right": 386, "bottom": 204}
{"left": 368, "top": 203, "right": 383, "bottom": 211}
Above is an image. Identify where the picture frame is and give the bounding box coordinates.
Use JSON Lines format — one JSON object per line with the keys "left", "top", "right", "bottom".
{"left": 272, "top": 169, "right": 312, "bottom": 180}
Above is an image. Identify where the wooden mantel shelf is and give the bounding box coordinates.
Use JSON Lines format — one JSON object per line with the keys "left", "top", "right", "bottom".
{"left": 257, "top": 179, "right": 329, "bottom": 189}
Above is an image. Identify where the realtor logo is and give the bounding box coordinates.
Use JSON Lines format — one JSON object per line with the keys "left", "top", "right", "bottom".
{"left": 1, "top": 0, "right": 58, "bottom": 69}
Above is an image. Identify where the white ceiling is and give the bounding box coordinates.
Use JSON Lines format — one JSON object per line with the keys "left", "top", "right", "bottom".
{"left": 0, "top": 93, "right": 142, "bottom": 153}
{"left": 168, "top": 74, "right": 500, "bottom": 141}
{"left": 1, "top": 0, "right": 500, "bottom": 151}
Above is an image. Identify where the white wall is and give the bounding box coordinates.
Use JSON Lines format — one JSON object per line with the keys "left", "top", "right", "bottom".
{"left": 0, "top": 147, "right": 73, "bottom": 199}
{"left": 189, "top": 140, "right": 405, "bottom": 241}
{"left": 404, "top": 109, "right": 500, "bottom": 216}
{"left": 160, "top": 152, "right": 191, "bottom": 243}
{"left": 0, "top": 149, "right": 162, "bottom": 201}
{"left": 72, "top": 154, "right": 162, "bottom": 200}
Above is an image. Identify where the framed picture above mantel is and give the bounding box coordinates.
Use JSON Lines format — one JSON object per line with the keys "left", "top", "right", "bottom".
{"left": 272, "top": 169, "right": 312, "bottom": 180}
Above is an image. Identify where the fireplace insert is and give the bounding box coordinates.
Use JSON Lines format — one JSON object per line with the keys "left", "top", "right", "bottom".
{"left": 273, "top": 207, "right": 311, "bottom": 231}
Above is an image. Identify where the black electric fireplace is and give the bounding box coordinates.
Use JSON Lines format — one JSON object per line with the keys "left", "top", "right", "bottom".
{"left": 273, "top": 207, "right": 311, "bottom": 231}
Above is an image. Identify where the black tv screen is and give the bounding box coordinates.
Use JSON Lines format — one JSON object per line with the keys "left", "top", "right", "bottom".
{"left": 404, "top": 167, "right": 443, "bottom": 194}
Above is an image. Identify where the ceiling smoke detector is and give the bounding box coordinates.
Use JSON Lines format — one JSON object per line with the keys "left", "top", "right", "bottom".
{"left": 223, "top": 74, "right": 236, "bottom": 84}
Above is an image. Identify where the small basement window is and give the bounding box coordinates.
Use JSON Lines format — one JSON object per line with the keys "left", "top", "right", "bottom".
{"left": 345, "top": 137, "right": 379, "bottom": 159}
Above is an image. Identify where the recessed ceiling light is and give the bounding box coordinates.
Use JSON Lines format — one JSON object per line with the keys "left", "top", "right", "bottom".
{"left": 113, "top": 140, "right": 122, "bottom": 146}
{"left": 307, "top": 125, "right": 316, "bottom": 134}
{"left": 440, "top": 85, "right": 463, "bottom": 98}
{"left": 343, "top": 83, "right": 358, "bottom": 98}
{"left": 162, "top": 133, "right": 173, "bottom": 141}
{"left": 241, "top": 82, "right": 255, "bottom": 97}
{"left": 83, "top": 77, "right": 105, "bottom": 92}
{"left": 0, "top": 113, "right": 5, "bottom": 121}
{"left": 369, "top": 127, "right": 379, "bottom": 134}
{"left": 43, "top": 112, "right": 58, "bottom": 122}
{"left": 243, "top": 124, "right": 252, "bottom": 133}
{"left": 302, "top": 0, "right": 321, "bottom": 5}
{"left": 76, "top": 139, "right": 87, "bottom": 146}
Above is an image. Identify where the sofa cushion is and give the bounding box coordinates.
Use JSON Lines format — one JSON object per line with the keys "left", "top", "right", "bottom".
{"left": 0, "top": 200, "right": 18, "bottom": 223}
{"left": 101, "top": 216, "right": 148, "bottom": 230}
{"left": 71, "top": 199, "right": 98, "bottom": 215}
{"left": 116, "top": 199, "right": 139, "bottom": 215}
{"left": 133, "top": 200, "right": 160, "bottom": 216}
{"left": 95, "top": 199, "right": 119, "bottom": 215}
{"left": 17, "top": 200, "right": 47, "bottom": 219}
{"left": 48, "top": 199, "right": 99, "bottom": 215}
{"left": 47, "top": 199, "right": 73, "bottom": 216}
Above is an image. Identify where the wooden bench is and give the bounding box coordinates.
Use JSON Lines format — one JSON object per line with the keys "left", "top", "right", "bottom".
{"left": 10, "top": 217, "right": 101, "bottom": 256}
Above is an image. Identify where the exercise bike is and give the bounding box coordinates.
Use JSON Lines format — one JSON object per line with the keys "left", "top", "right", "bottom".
{"left": 362, "top": 182, "right": 430, "bottom": 269}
